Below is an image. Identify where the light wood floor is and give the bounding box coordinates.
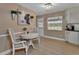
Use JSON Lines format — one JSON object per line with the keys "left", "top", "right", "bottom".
{"left": 10, "top": 37, "right": 79, "bottom": 55}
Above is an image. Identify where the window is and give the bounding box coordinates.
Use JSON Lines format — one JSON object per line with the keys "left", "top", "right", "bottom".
{"left": 48, "top": 16, "right": 63, "bottom": 31}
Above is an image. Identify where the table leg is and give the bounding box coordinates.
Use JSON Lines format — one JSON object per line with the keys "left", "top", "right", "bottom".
{"left": 29, "top": 39, "right": 36, "bottom": 49}
{"left": 37, "top": 37, "right": 40, "bottom": 48}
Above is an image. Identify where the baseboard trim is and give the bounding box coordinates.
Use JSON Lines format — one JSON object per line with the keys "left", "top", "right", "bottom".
{"left": 0, "top": 49, "right": 11, "bottom": 55}
{"left": 44, "top": 35, "right": 65, "bottom": 41}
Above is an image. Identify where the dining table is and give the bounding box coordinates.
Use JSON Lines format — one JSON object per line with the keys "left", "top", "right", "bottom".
{"left": 20, "top": 32, "right": 40, "bottom": 48}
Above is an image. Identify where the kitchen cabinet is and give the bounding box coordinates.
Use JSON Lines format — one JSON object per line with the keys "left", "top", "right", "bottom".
{"left": 65, "top": 31, "right": 79, "bottom": 45}
{"left": 65, "top": 7, "right": 79, "bottom": 23}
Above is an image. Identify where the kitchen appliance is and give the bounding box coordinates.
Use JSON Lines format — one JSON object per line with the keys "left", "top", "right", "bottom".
{"left": 65, "top": 24, "right": 74, "bottom": 31}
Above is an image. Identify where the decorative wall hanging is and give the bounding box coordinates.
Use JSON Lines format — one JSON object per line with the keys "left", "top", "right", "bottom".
{"left": 11, "top": 9, "right": 21, "bottom": 20}
{"left": 17, "top": 11, "right": 34, "bottom": 25}
{"left": 24, "top": 14, "right": 30, "bottom": 24}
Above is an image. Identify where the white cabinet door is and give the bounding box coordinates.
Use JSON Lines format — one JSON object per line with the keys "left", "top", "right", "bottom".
{"left": 69, "top": 31, "right": 79, "bottom": 45}
{"left": 65, "top": 31, "right": 79, "bottom": 45}
{"left": 65, "top": 31, "right": 70, "bottom": 41}
{"left": 70, "top": 8, "right": 79, "bottom": 23}
{"left": 66, "top": 7, "right": 79, "bottom": 23}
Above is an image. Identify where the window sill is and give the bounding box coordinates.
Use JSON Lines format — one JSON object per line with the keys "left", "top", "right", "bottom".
{"left": 47, "top": 30, "right": 63, "bottom": 32}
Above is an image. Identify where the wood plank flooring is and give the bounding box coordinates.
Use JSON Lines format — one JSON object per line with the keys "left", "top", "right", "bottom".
{"left": 10, "top": 37, "right": 79, "bottom": 55}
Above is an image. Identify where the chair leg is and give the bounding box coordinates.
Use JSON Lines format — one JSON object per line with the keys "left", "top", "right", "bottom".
{"left": 25, "top": 46, "right": 29, "bottom": 55}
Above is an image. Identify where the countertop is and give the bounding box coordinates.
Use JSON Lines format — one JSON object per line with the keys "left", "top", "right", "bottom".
{"left": 65, "top": 30, "right": 79, "bottom": 32}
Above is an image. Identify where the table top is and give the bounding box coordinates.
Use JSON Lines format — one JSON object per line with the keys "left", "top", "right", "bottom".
{"left": 20, "top": 33, "right": 39, "bottom": 39}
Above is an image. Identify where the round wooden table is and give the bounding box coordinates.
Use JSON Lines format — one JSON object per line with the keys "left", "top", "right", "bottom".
{"left": 20, "top": 33, "right": 40, "bottom": 48}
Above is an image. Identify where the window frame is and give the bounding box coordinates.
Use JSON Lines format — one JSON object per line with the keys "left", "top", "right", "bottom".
{"left": 47, "top": 16, "right": 63, "bottom": 31}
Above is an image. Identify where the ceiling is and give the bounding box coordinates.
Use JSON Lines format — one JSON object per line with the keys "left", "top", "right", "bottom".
{"left": 19, "top": 3, "right": 79, "bottom": 16}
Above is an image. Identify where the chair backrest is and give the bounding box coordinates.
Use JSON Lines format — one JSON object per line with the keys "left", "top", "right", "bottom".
{"left": 8, "top": 28, "right": 16, "bottom": 43}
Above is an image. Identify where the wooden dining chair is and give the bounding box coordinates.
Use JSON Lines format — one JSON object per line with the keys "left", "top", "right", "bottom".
{"left": 8, "top": 28, "right": 29, "bottom": 55}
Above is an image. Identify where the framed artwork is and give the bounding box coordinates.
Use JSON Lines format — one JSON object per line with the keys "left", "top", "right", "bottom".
{"left": 17, "top": 11, "right": 34, "bottom": 25}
